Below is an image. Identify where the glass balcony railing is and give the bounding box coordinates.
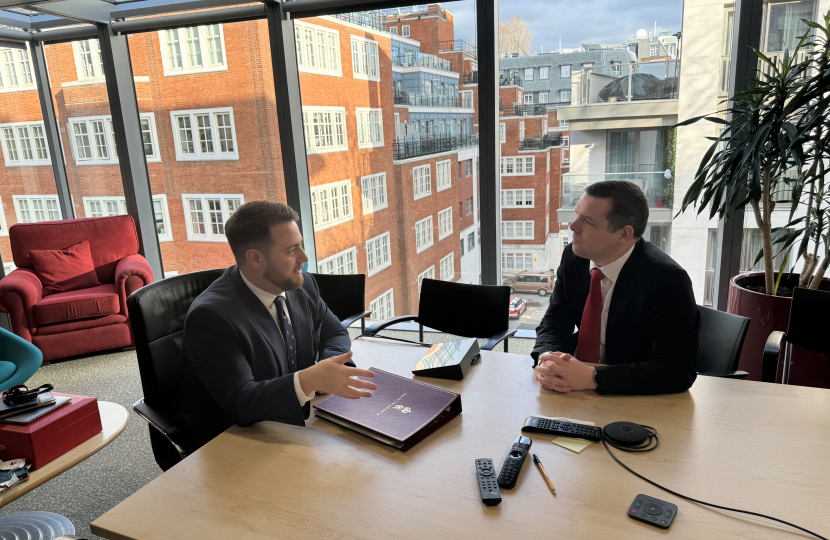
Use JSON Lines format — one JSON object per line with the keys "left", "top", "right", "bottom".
{"left": 573, "top": 60, "right": 680, "bottom": 105}
{"left": 462, "top": 71, "right": 477, "bottom": 84}
{"left": 394, "top": 91, "right": 461, "bottom": 107}
{"left": 561, "top": 172, "right": 672, "bottom": 209}
{"left": 519, "top": 134, "right": 562, "bottom": 150}
{"left": 439, "top": 39, "right": 477, "bottom": 57}
{"left": 392, "top": 134, "right": 478, "bottom": 160}
{"left": 499, "top": 73, "right": 523, "bottom": 87}
{"left": 391, "top": 52, "right": 452, "bottom": 71}
{"left": 332, "top": 11, "right": 386, "bottom": 33}
{"left": 501, "top": 103, "right": 547, "bottom": 117}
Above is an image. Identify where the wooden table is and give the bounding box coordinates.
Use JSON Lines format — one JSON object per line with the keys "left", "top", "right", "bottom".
{"left": 92, "top": 339, "right": 830, "bottom": 540}
{"left": 0, "top": 401, "right": 129, "bottom": 507}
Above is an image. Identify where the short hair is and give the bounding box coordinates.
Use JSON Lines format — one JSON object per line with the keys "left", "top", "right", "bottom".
{"left": 584, "top": 180, "right": 649, "bottom": 238}
{"left": 225, "top": 201, "right": 299, "bottom": 263}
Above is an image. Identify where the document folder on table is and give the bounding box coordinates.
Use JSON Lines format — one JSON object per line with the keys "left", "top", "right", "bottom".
{"left": 313, "top": 368, "right": 461, "bottom": 452}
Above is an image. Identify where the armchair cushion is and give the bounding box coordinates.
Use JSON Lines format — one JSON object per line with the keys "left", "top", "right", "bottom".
{"left": 34, "top": 284, "right": 120, "bottom": 326}
{"left": 29, "top": 240, "right": 101, "bottom": 295}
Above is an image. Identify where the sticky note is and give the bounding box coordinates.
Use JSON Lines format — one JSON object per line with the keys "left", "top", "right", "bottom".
{"left": 552, "top": 437, "right": 592, "bottom": 453}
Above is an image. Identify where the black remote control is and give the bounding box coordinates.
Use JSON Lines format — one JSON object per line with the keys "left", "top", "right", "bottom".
{"left": 475, "top": 458, "right": 502, "bottom": 506}
{"left": 521, "top": 416, "right": 603, "bottom": 442}
{"left": 497, "top": 435, "right": 532, "bottom": 489}
{"left": 628, "top": 494, "right": 678, "bottom": 529}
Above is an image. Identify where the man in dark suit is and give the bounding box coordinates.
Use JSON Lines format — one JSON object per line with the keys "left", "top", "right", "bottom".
{"left": 533, "top": 180, "right": 699, "bottom": 395}
{"left": 173, "top": 201, "right": 377, "bottom": 453}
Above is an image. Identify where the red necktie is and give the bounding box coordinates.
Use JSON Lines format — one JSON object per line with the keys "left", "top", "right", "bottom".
{"left": 578, "top": 268, "right": 605, "bottom": 364}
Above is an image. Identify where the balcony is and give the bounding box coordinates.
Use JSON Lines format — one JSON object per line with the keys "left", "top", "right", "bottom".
{"left": 499, "top": 73, "right": 523, "bottom": 87}
{"left": 501, "top": 104, "right": 547, "bottom": 117}
{"left": 332, "top": 11, "right": 386, "bottom": 33}
{"left": 394, "top": 92, "right": 464, "bottom": 108}
{"left": 439, "top": 40, "right": 477, "bottom": 57}
{"left": 391, "top": 52, "right": 452, "bottom": 72}
{"left": 519, "top": 134, "right": 562, "bottom": 150}
{"left": 393, "top": 134, "right": 479, "bottom": 160}
{"left": 462, "top": 71, "right": 478, "bottom": 84}
{"left": 557, "top": 172, "right": 673, "bottom": 223}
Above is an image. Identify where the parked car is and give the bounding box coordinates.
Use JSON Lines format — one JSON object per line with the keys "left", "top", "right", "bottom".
{"left": 503, "top": 271, "right": 555, "bottom": 296}
{"left": 508, "top": 296, "right": 527, "bottom": 319}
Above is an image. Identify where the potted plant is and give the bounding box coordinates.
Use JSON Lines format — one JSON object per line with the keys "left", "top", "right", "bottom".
{"left": 678, "top": 15, "right": 830, "bottom": 386}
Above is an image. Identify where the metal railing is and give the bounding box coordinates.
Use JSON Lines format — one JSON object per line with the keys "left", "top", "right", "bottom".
{"left": 332, "top": 11, "right": 386, "bottom": 33}
{"left": 573, "top": 60, "right": 680, "bottom": 105}
{"left": 519, "top": 134, "right": 562, "bottom": 150}
{"left": 382, "top": 4, "right": 448, "bottom": 21}
{"left": 562, "top": 172, "right": 672, "bottom": 209}
{"left": 439, "top": 39, "right": 477, "bottom": 57}
{"left": 393, "top": 134, "right": 479, "bottom": 160}
{"left": 394, "top": 92, "right": 461, "bottom": 107}
{"left": 758, "top": 50, "right": 811, "bottom": 79}
{"left": 499, "top": 72, "right": 523, "bottom": 87}
{"left": 501, "top": 104, "right": 547, "bottom": 117}
{"left": 462, "top": 71, "right": 478, "bottom": 84}
{"left": 391, "top": 52, "right": 452, "bottom": 71}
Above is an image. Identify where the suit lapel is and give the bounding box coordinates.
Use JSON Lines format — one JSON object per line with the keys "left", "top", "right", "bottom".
{"left": 604, "top": 239, "right": 644, "bottom": 361}
{"left": 230, "top": 267, "right": 289, "bottom": 374}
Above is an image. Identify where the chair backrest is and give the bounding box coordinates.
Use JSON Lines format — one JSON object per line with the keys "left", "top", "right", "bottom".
{"left": 9, "top": 216, "right": 140, "bottom": 284}
{"left": 696, "top": 305, "right": 750, "bottom": 374}
{"left": 127, "top": 269, "right": 224, "bottom": 418}
{"left": 786, "top": 287, "right": 830, "bottom": 355}
{"left": 309, "top": 273, "right": 365, "bottom": 321}
{"left": 417, "top": 278, "right": 510, "bottom": 339}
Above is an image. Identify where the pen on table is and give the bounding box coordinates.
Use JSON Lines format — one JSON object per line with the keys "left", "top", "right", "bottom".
{"left": 532, "top": 453, "right": 556, "bottom": 495}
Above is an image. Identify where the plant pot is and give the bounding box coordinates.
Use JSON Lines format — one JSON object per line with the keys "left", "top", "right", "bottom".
{"left": 727, "top": 272, "right": 830, "bottom": 388}
{"left": 655, "top": 199, "right": 664, "bottom": 208}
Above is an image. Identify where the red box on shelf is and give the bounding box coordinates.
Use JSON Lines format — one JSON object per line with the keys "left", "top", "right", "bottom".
{"left": 0, "top": 393, "right": 103, "bottom": 470}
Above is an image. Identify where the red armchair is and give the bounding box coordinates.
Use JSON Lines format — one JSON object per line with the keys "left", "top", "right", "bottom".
{"left": 0, "top": 215, "right": 153, "bottom": 362}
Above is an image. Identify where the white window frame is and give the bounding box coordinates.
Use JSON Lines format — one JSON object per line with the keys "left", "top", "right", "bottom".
{"left": 72, "top": 39, "right": 105, "bottom": 81}
{"left": 560, "top": 64, "right": 571, "bottom": 78}
{"left": 366, "top": 231, "right": 392, "bottom": 277}
{"left": 436, "top": 159, "right": 452, "bottom": 192}
{"left": 351, "top": 35, "right": 380, "bottom": 81}
{"left": 650, "top": 44, "right": 660, "bottom": 57}
{"left": 547, "top": 183, "right": 550, "bottom": 202}
{"left": 501, "top": 189, "right": 535, "bottom": 208}
{"left": 417, "top": 265, "right": 435, "bottom": 295}
{"left": 170, "top": 108, "right": 238, "bottom": 161}
{"left": 0, "top": 46, "right": 36, "bottom": 93}
{"left": 355, "top": 108, "right": 384, "bottom": 149}
{"left": 500, "top": 156, "right": 535, "bottom": 176}
{"left": 539, "top": 66, "right": 550, "bottom": 80}
{"left": 318, "top": 246, "right": 358, "bottom": 275}
{"left": 519, "top": 122, "right": 525, "bottom": 140}
{"left": 12, "top": 195, "right": 61, "bottom": 224}
{"left": 159, "top": 24, "right": 227, "bottom": 76}
{"left": 294, "top": 21, "right": 342, "bottom": 77}
{"left": 415, "top": 216, "right": 434, "bottom": 254}
{"left": 310, "top": 179, "right": 354, "bottom": 231}
{"left": 361, "top": 172, "right": 388, "bottom": 214}
{"left": 563, "top": 135, "right": 570, "bottom": 149}
{"left": 83, "top": 195, "right": 173, "bottom": 242}
{"left": 524, "top": 68, "right": 534, "bottom": 81}
{"left": 499, "top": 123, "right": 505, "bottom": 143}
{"left": 402, "top": 25, "right": 410, "bottom": 37}
{"left": 413, "top": 164, "right": 431, "bottom": 200}
{"left": 0, "top": 196, "right": 8, "bottom": 236}
{"left": 611, "top": 61, "right": 621, "bottom": 75}
{"left": 389, "top": 26, "right": 398, "bottom": 35}
{"left": 460, "top": 90, "right": 474, "bottom": 108}
{"left": 302, "top": 106, "right": 348, "bottom": 155}
{"left": 68, "top": 113, "right": 160, "bottom": 165}
{"left": 181, "top": 194, "right": 243, "bottom": 242}
{"left": 524, "top": 94, "right": 533, "bottom": 104}
{"left": 763, "top": 0, "right": 817, "bottom": 52}
{"left": 501, "top": 220, "right": 535, "bottom": 240}
{"left": 1, "top": 121, "right": 51, "bottom": 167}
{"left": 559, "top": 119, "right": 569, "bottom": 127}
{"left": 560, "top": 89, "right": 571, "bottom": 102}
{"left": 502, "top": 252, "right": 534, "bottom": 272}
{"left": 437, "top": 206, "right": 453, "bottom": 240}
{"left": 440, "top": 252, "right": 454, "bottom": 281}
{"left": 539, "top": 92, "right": 549, "bottom": 104}
{"left": 369, "top": 288, "right": 395, "bottom": 321}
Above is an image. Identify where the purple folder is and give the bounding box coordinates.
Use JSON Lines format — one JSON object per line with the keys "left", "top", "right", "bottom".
{"left": 312, "top": 368, "right": 462, "bottom": 452}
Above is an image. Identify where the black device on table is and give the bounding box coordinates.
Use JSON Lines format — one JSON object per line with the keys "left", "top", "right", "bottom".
{"left": 497, "top": 435, "right": 531, "bottom": 489}
{"left": 521, "top": 416, "right": 603, "bottom": 442}
{"left": 474, "top": 458, "right": 502, "bottom": 506}
{"left": 628, "top": 494, "right": 677, "bottom": 529}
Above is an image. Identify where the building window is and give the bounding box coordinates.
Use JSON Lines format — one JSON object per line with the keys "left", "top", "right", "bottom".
{"left": 415, "top": 216, "right": 434, "bottom": 253}
{"left": 68, "top": 114, "right": 160, "bottom": 165}
{"left": 413, "top": 164, "right": 432, "bottom": 200}
{"left": 84, "top": 195, "right": 172, "bottom": 242}
{"left": 559, "top": 119, "right": 569, "bottom": 127}
{"left": 417, "top": 266, "right": 435, "bottom": 295}
{"left": 547, "top": 183, "right": 550, "bottom": 202}
{"left": 351, "top": 36, "right": 379, "bottom": 81}
{"left": 650, "top": 44, "right": 660, "bottom": 57}
{"left": 182, "top": 194, "right": 242, "bottom": 241}
{"left": 436, "top": 160, "right": 452, "bottom": 192}
{"left": 366, "top": 232, "right": 391, "bottom": 276}
{"left": 611, "top": 61, "right": 621, "bottom": 75}
{"left": 294, "top": 21, "right": 341, "bottom": 76}
{"left": 1, "top": 122, "right": 50, "bottom": 166}
{"left": 160, "top": 25, "right": 226, "bottom": 76}
{"left": 370, "top": 288, "right": 394, "bottom": 321}
{"left": 402, "top": 25, "right": 410, "bottom": 37}
{"left": 502, "top": 252, "right": 534, "bottom": 272}
{"left": 440, "top": 253, "right": 454, "bottom": 281}
{"left": 13, "top": 195, "right": 61, "bottom": 224}
{"left": 499, "top": 123, "right": 505, "bottom": 143}
{"left": 467, "top": 232, "right": 475, "bottom": 252}
{"left": 560, "top": 65, "right": 571, "bottom": 78}
{"left": 0, "top": 196, "right": 8, "bottom": 236}
{"left": 356, "top": 108, "right": 384, "bottom": 148}
{"left": 171, "top": 108, "right": 237, "bottom": 161}
{"left": 438, "top": 207, "right": 453, "bottom": 240}
{"left": 361, "top": 172, "right": 388, "bottom": 214}
{"left": 73, "top": 39, "right": 105, "bottom": 80}
{"left": 0, "top": 47, "right": 35, "bottom": 92}
{"left": 539, "top": 66, "right": 550, "bottom": 80}
{"left": 319, "top": 247, "right": 357, "bottom": 275}
{"left": 561, "top": 135, "right": 570, "bottom": 150}
{"left": 524, "top": 94, "right": 533, "bottom": 104}
{"left": 765, "top": 0, "right": 815, "bottom": 52}
{"left": 466, "top": 197, "right": 473, "bottom": 215}
{"left": 461, "top": 91, "right": 474, "bottom": 108}
{"left": 465, "top": 160, "right": 472, "bottom": 176}
{"left": 524, "top": 68, "right": 534, "bottom": 81}
{"left": 302, "top": 106, "right": 347, "bottom": 154}
{"left": 539, "top": 92, "right": 549, "bottom": 104}
{"left": 500, "top": 156, "right": 535, "bottom": 176}
{"left": 501, "top": 189, "right": 535, "bottom": 208}
{"left": 311, "top": 180, "right": 353, "bottom": 230}
{"left": 502, "top": 220, "right": 534, "bottom": 240}
{"left": 460, "top": 235, "right": 465, "bottom": 256}
{"left": 560, "top": 89, "right": 571, "bottom": 102}
{"left": 389, "top": 27, "right": 398, "bottom": 35}
{"left": 519, "top": 122, "right": 526, "bottom": 140}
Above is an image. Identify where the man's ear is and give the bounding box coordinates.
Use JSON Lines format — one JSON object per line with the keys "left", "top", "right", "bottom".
{"left": 619, "top": 225, "right": 635, "bottom": 243}
{"left": 246, "top": 248, "right": 263, "bottom": 270}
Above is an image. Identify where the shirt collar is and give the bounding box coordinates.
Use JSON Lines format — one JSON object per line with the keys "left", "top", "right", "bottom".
{"left": 589, "top": 243, "right": 636, "bottom": 284}
{"left": 239, "top": 267, "right": 285, "bottom": 309}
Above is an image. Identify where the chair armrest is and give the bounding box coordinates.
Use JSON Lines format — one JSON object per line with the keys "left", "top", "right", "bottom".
{"left": 481, "top": 329, "right": 517, "bottom": 352}
{"left": 116, "top": 254, "right": 154, "bottom": 317}
{"left": 341, "top": 310, "right": 373, "bottom": 330}
{"left": 133, "top": 398, "right": 186, "bottom": 460}
{"left": 762, "top": 331, "right": 786, "bottom": 383}
{"left": 0, "top": 269, "right": 43, "bottom": 341}
{"left": 363, "top": 315, "right": 418, "bottom": 337}
{"left": 698, "top": 370, "right": 749, "bottom": 379}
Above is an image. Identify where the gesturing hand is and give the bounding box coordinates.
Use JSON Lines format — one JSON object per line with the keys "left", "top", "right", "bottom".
{"left": 534, "top": 352, "right": 597, "bottom": 393}
{"left": 299, "top": 352, "right": 377, "bottom": 399}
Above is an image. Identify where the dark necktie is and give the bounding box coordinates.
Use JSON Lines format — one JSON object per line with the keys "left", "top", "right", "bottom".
{"left": 577, "top": 268, "right": 605, "bottom": 364}
{"left": 274, "top": 296, "right": 297, "bottom": 371}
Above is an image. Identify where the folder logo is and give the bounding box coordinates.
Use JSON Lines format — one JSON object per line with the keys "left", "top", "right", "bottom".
{"left": 392, "top": 405, "right": 412, "bottom": 414}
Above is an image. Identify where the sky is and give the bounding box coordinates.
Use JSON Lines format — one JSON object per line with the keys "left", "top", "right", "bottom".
{"left": 447, "top": 0, "right": 684, "bottom": 52}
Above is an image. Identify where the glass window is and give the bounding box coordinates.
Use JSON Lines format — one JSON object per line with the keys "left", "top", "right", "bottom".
{"left": 0, "top": 47, "right": 35, "bottom": 91}
{"left": 13, "top": 196, "right": 61, "bottom": 223}
{"left": 351, "top": 36, "right": 380, "bottom": 81}
{"left": 295, "top": 21, "right": 342, "bottom": 75}
{"left": 524, "top": 94, "right": 533, "bottom": 104}
{"left": 524, "top": 68, "right": 534, "bottom": 80}
{"left": 311, "top": 180, "right": 354, "bottom": 230}
{"left": 560, "top": 65, "right": 571, "bottom": 78}
{"left": 467, "top": 232, "right": 475, "bottom": 251}
{"left": 181, "top": 194, "right": 243, "bottom": 241}
{"left": 417, "top": 265, "right": 435, "bottom": 294}
{"left": 501, "top": 189, "right": 534, "bottom": 208}
{"left": 369, "top": 288, "right": 395, "bottom": 321}
{"left": 502, "top": 221, "right": 534, "bottom": 240}
{"left": 361, "top": 172, "right": 388, "bottom": 214}
{"left": 765, "top": 1, "right": 814, "bottom": 52}
{"left": 560, "top": 89, "right": 571, "bottom": 102}
{"left": 172, "top": 109, "right": 237, "bottom": 160}
{"left": 366, "top": 232, "right": 392, "bottom": 276}
{"left": 466, "top": 197, "right": 473, "bottom": 215}
{"left": 302, "top": 107, "right": 348, "bottom": 154}
{"left": 356, "top": 108, "right": 384, "bottom": 148}
{"left": 0, "top": 122, "right": 50, "bottom": 166}
{"left": 499, "top": 123, "right": 505, "bottom": 143}
{"left": 73, "top": 39, "right": 105, "bottom": 80}
{"left": 438, "top": 207, "right": 453, "bottom": 240}
{"left": 539, "top": 92, "right": 548, "bottom": 104}
{"left": 650, "top": 45, "right": 660, "bottom": 57}
{"left": 402, "top": 25, "right": 410, "bottom": 37}
{"left": 501, "top": 156, "right": 535, "bottom": 176}
{"left": 413, "top": 164, "right": 432, "bottom": 199}
{"left": 160, "top": 25, "right": 227, "bottom": 75}
{"left": 559, "top": 119, "right": 569, "bottom": 127}
{"left": 319, "top": 247, "right": 358, "bottom": 275}
{"left": 539, "top": 66, "right": 550, "bottom": 79}
{"left": 440, "top": 253, "right": 455, "bottom": 281}
{"left": 436, "top": 160, "right": 452, "bottom": 191}
{"left": 415, "top": 216, "right": 434, "bottom": 253}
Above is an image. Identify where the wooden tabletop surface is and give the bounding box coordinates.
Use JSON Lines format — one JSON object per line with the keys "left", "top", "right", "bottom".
{"left": 92, "top": 339, "right": 830, "bottom": 540}
{"left": 1, "top": 400, "right": 129, "bottom": 508}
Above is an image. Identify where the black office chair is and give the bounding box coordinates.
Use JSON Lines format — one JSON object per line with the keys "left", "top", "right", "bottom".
{"left": 696, "top": 305, "right": 750, "bottom": 378}
{"left": 362, "top": 278, "right": 516, "bottom": 351}
{"left": 310, "top": 273, "right": 372, "bottom": 332}
{"left": 128, "top": 268, "right": 224, "bottom": 471}
{"left": 762, "top": 287, "right": 830, "bottom": 384}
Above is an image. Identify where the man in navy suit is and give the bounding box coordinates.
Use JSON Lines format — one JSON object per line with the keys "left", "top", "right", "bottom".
{"left": 173, "top": 201, "right": 377, "bottom": 454}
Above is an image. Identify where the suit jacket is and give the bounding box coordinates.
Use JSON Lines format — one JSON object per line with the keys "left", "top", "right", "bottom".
{"left": 172, "top": 266, "right": 351, "bottom": 453}
{"left": 532, "top": 238, "right": 699, "bottom": 395}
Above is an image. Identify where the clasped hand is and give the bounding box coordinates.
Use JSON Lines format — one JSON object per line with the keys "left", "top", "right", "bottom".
{"left": 534, "top": 352, "right": 597, "bottom": 393}
{"left": 299, "top": 352, "right": 377, "bottom": 399}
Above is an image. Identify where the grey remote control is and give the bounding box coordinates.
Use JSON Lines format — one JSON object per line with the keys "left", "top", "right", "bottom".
{"left": 475, "top": 458, "right": 502, "bottom": 506}
{"left": 497, "top": 435, "right": 532, "bottom": 489}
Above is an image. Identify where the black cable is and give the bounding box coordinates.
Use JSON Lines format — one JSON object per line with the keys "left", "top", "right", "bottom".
{"left": 601, "top": 427, "right": 827, "bottom": 540}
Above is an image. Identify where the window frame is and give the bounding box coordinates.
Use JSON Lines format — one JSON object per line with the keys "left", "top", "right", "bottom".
{"left": 417, "top": 265, "right": 435, "bottom": 294}
{"left": 72, "top": 39, "right": 105, "bottom": 81}
{"left": 460, "top": 90, "right": 474, "bottom": 109}
{"left": 436, "top": 159, "right": 452, "bottom": 192}
{"left": 0, "top": 121, "right": 51, "bottom": 167}
{"left": 158, "top": 24, "right": 228, "bottom": 77}
{"left": 302, "top": 106, "right": 349, "bottom": 155}
{"left": 318, "top": 246, "right": 358, "bottom": 275}
{"left": 415, "top": 215, "right": 434, "bottom": 254}
{"left": 360, "top": 172, "right": 388, "bottom": 214}
{"left": 310, "top": 179, "right": 354, "bottom": 231}
{"left": 437, "top": 206, "right": 453, "bottom": 240}
{"left": 83, "top": 194, "right": 173, "bottom": 242}
{"left": 402, "top": 25, "right": 410, "bottom": 37}
{"left": 0, "top": 46, "right": 36, "bottom": 93}
{"left": 524, "top": 67, "right": 534, "bottom": 81}
{"left": 559, "top": 119, "right": 569, "bottom": 127}
{"left": 440, "top": 252, "right": 454, "bottom": 281}
{"left": 366, "top": 231, "right": 392, "bottom": 277}
{"left": 539, "top": 92, "right": 549, "bottom": 104}
{"left": 12, "top": 195, "right": 61, "bottom": 224}
{"left": 560, "top": 89, "right": 571, "bottom": 102}
{"left": 413, "top": 164, "right": 432, "bottom": 200}
{"left": 500, "top": 156, "right": 535, "bottom": 176}
{"left": 560, "top": 64, "right": 571, "bottom": 78}
{"left": 501, "top": 189, "right": 535, "bottom": 208}
{"left": 350, "top": 35, "right": 380, "bottom": 82}
{"left": 524, "top": 94, "right": 533, "bottom": 104}
{"left": 181, "top": 193, "right": 244, "bottom": 242}
{"left": 539, "top": 66, "right": 550, "bottom": 80}
{"left": 68, "top": 113, "right": 161, "bottom": 166}
{"left": 170, "top": 107, "right": 239, "bottom": 162}
{"left": 762, "top": 0, "right": 817, "bottom": 52}
{"left": 501, "top": 220, "right": 535, "bottom": 240}
{"left": 369, "top": 288, "right": 395, "bottom": 321}
{"left": 499, "top": 123, "right": 505, "bottom": 143}
{"left": 355, "top": 107, "right": 384, "bottom": 149}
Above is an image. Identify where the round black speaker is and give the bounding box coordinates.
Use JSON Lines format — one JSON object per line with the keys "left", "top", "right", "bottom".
{"left": 603, "top": 421, "right": 649, "bottom": 446}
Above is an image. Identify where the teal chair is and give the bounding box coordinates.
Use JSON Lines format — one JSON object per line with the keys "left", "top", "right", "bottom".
{"left": 0, "top": 326, "right": 43, "bottom": 392}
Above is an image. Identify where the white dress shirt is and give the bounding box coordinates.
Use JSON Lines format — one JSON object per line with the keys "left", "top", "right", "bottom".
{"left": 588, "top": 244, "right": 636, "bottom": 363}
{"left": 239, "top": 270, "right": 315, "bottom": 406}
